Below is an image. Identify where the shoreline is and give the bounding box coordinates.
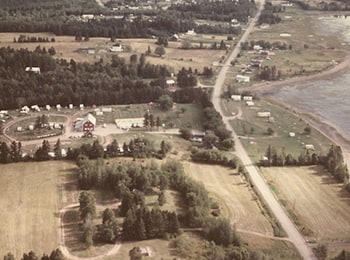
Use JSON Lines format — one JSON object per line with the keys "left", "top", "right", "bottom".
{"left": 246, "top": 56, "right": 350, "bottom": 168}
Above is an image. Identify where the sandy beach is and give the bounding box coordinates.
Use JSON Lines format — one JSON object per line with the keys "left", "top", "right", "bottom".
{"left": 243, "top": 56, "right": 350, "bottom": 170}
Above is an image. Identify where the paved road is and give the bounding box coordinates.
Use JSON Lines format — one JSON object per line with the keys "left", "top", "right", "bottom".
{"left": 211, "top": 1, "right": 317, "bottom": 259}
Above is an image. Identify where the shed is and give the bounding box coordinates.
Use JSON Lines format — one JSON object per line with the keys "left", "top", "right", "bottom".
{"left": 257, "top": 112, "right": 271, "bottom": 118}
{"left": 231, "top": 95, "right": 241, "bottom": 101}
{"left": 236, "top": 75, "right": 250, "bottom": 83}
{"left": 25, "top": 67, "right": 41, "bottom": 74}
{"left": 31, "top": 105, "right": 40, "bottom": 112}
{"left": 305, "top": 144, "right": 315, "bottom": 150}
{"left": 17, "top": 126, "right": 23, "bottom": 132}
{"left": 28, "top": 125, "right": 34, "bottom": 131}
{"left": 102, "top": 107, "right": 112, "bottom": 112}
{"left": 243, "top": 96, "right": 253, "bottom": 101}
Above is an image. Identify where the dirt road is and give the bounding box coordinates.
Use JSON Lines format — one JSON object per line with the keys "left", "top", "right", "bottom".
{"left": 211, "top": 0, "right": 317, "bottom": 259}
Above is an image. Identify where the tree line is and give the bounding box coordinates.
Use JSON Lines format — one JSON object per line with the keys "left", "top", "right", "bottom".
{"left": 3, "top": 248, "right": 64, "bottom": 260}
{"left": 0, "top": 0, "right": 256, "bottom": 38}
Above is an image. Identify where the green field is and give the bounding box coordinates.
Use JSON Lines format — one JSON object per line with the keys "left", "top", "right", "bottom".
{"left": 0, "top": 161, "right": 75, "bottom": 259}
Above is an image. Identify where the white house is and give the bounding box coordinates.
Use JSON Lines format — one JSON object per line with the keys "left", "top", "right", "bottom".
{"left": 25, "top": 67, "right": 41, "bottom": 74}
{"left": 46, "top": 105, "right": 51, "bottom": 111}
{"left": 80, "top": 104, "right": 85, "bottom": 110}
{"left": 236, "top": 75, "right": 250, "bottom": 83}
{"left": 305, "top": 144, "right": 315, "bottom": 150}
{"left": 110, "top": 43, "right": 123, "bottom": 52}
{"left": 31, "top": 105, "right": 40, "bottom": 112}
{"left": 20, "top": 106, "right": 30, "bottom": 114}
{"left": 69, "top": 104, "right": 74, "bottom": 109}
{"left": 166, "top": 79, "right": 176, "bottom": 88}
{"left": 56, "top": 104, "right": 62, "bottom": 111}
{"left": 231, "top": 95, "right": 241, "bottom": 101}
{"left": 246, "top": 101, "right": 255, "bottom": 106}
{"left": 257, "top": 112, "right": 271, "bottom": 118}
{"left": 187, "top": 29, "right": 196, "bottom": 35}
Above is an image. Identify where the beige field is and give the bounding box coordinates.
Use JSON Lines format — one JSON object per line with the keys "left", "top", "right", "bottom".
{"left": 0, "top": 32, "right": 226, "bottom": 73}
{"left": 261, "top": 166, "right": 350, "bottom": 243}
{"left": 183, "top": 162, "right": 273, "bottom": 235}
{"left": 0, "top": 161, "right": 75, "bottom": 259}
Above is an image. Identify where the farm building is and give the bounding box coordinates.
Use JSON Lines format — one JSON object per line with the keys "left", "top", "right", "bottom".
{"left": 305, "top": 144, "right": 315, "bottom": 150}
{"left": 75, "top": 114, "right": 96, "bottom": 132}
{"left": 243, "top": 96, "right": 253, "bottom": 101}
{"left": 25, "top": 67, "right": 41, "bottom": 74}
{"left": 31, "top": 105, "right": 40, "bottom": 112}
{"left": 257, "top": 112, "right": 271, "bottom": 118}
{"left": 110, "top": 43, "right": 123, "bottom": 52}
{"left": 236, "top": 75, "right": 250, "bottom": 83}
{"left": 115, "top": 118, "right": 144, "bottom": 130}
{"left": 20, "top": 106, "right": 30, "bottom": 114}
{"left": 166, "top": 79, "right": 176, "bottom": 88}
{"left": 102, "top": 107, "right": 112, "bottom": 112}
{"left": 231, "top": 95, "right": 241, "bottom": 101}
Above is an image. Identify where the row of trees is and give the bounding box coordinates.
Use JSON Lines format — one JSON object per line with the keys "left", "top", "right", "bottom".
{"left": 3, "top": 249, "right": 64, "bottom": 260}
{"left": 0, "top": 47, "right": 172, "bottom": 109}
{"left": 258, "top": 2, "right": 283, "bottom": 25}
{"left": 191, "top": 147, "right": 237, "bottom": 168}
{"left": 240, "top": 40, "right": 291, "bottom": 51}
{"left": 0, "top": 0, "right": 256, "bottom": 38}
{"left": 14, "top": 35, "right": 55, "bottom": 43}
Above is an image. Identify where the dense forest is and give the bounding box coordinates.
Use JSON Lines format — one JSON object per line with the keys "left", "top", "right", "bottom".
{"left": 0, "top": 0, "right": 256, "bottom": 37}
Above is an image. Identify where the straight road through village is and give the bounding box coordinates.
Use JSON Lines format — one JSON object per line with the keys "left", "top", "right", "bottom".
{"left": 211, "top": 0, "right": 317, "bottom": 259}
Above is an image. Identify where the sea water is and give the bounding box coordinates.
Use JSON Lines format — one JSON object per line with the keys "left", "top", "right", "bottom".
{"left": 269, "top": 15, "right": 350, "bottom": 140}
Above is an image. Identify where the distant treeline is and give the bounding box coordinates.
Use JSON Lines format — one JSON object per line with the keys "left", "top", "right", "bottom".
{"left": 0, "top": 0, "right": 255, "bottom": 37}
{"left": 14, "top": 35, "right": 55, "bottom": 43}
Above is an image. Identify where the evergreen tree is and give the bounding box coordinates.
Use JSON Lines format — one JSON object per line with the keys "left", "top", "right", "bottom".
{"left": 54, "top": 139, "right": 62, "bottom": 159}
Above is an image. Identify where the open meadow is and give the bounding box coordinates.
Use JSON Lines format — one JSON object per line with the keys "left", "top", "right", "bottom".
{"left": 0, "top": 161, "right": 76, "bottom": 258}
{"left": 0, "top": 32, "right": 227, "bottom": 73}
{"left": 183, "top": 162, "right": 273, "bottom": 235}
{"left": 261, "top": 166, "right": 350, "bottom": 244}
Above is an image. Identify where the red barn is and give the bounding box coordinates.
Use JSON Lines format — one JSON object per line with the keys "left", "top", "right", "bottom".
{"left": 75, "top": 113, "right": 96, "bottom": 132}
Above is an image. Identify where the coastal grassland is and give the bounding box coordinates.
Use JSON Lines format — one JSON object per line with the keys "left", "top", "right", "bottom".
{"left": 0, "top": 161, "right": 75, "bottom": 259}
{"left": 228, "top": 99, "right": 332, "bottom": 162}
{"left": 229, "top": 4, "right": 348, "bottom": 85}
{"left": 261, "top": 166, "right": 350, "bottom": 243}
{"left": 183, "top": 162, "right": 273, "bottom": 235}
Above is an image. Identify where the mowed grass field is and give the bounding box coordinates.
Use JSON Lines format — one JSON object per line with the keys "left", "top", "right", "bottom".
{"left": 183, "top": 162, "right": 273, "bottom": 235}
{"left": 0, "top": 161, "right": 75, "bottom": 258}
{"left": 261, "top": 166, "right": 350, "bottom": 242}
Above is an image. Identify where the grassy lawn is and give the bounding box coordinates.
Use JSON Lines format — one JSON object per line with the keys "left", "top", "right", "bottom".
{"left": 183, "top": 162, "right": 273, "bottom": 235}
{"left": 95, "top": 103, "right": 204, "bottom": 130}
{"left": 0, "top": 161, "right": 75, "bottom": 259}
{"left": 261, "top": 166, "right": 350, "bottom": 243}
{"left": 228, "top": 99, "right": 333, "bottom": 163}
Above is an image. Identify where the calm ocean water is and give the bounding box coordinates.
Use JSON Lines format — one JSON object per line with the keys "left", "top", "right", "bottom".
{"left": 269, "top": 15, "right": 350, "bottom": 140}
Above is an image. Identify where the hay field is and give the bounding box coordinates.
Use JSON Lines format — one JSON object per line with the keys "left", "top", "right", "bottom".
{"left": 183, "top": 162, "right": 273, "bottom": 235}
{"left": 0, "top": 32, "right": 226, "bottom": 73}
{"left": 261, "top": 166, "right": 350, "bottom": 242}
{"left": 0, "top": 161, "right": 75, "bottom": 258}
